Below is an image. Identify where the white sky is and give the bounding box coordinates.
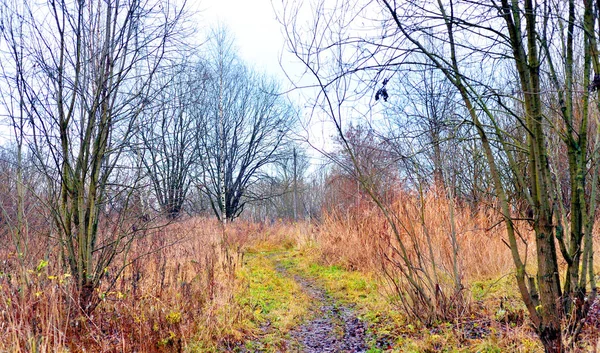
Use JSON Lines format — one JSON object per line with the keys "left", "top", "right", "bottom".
{"left": 194, "top": 0, "right": 290, "bottom": 82}
{"left": 192, "top": 0, "right": 338, "bottom": 161}
{"left": 0, "top": 0, "right": 337, "bottom": 160}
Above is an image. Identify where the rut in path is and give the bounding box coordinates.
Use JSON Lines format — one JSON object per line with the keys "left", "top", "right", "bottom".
{"left": 275, "top": 262, "right": 369, "bottom": 353}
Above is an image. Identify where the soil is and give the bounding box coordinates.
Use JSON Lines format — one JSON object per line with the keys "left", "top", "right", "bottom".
{"left": 235, "top": 255, "right": 369, "bottom": 352}
{"left": 284, "top": 272, "right": 369, "bottom": 353}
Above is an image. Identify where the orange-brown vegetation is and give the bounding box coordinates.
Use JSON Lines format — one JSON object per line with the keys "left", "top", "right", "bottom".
{"left": 1, "top": 186, "right": 599, "bottom": 351}
{"left": 1, "top": 219, "right": 233, "bottom": 351}
{"left": 319, "top": 187, "right": 528, "bottom": 281}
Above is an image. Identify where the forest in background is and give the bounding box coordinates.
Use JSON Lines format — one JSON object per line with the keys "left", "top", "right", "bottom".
{"left": 0, "top": 0, "right": 600, "bottom": 352}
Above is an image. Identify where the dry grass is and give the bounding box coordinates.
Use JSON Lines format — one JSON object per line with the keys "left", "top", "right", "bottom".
{"left": 318, "top": 186, "right": 600, "bottom": 282}
{"left": 313, "top": 187, "right": 600, "bottom": 350}
{"left": 0, "top": 217, "right": 315, "bottom": 352}
{"left": 0, "top": 218, "right": 259, "bottom": 352}
{"left": 320, "top": 188, "right": 537, "bottom": 281}
{"left": 1, "top": 187, "right": 599, "bottom": 351}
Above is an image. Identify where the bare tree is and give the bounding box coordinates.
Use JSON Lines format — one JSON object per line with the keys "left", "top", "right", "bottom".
{"left": 277, "top": 0, "right": 599, "bottom": 350}
{"left": 0, "top": 0, "right": 189, "bottom": 311}
{"left": 139, "top": 60, "right": 200, "bottom": 219}
{"left": 386, "top": 64, "right": 459, "bottom": 189}
{"left": 194, "top": 29, "right": 295, "bottom": 222}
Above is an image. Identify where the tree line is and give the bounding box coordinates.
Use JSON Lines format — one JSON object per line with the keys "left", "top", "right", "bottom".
{"left": 0, "top": 0, "right": 304, "bottom": 312}
{"left": 276, "top": 0, "right": 600, "bottom": 351}
{"left": 3, "top": 0, "right": 598, "bottom": 351}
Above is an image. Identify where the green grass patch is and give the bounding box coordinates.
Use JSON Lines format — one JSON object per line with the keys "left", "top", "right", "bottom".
{"left": 187, "top": 250, "right": 310, "bottom": 352}
{"left": 267, "top": 249, "right": 409, "bottom": 351}
{"left": 265, "top": 247, "right": 542, "bottom": 353}
{"left": 470, "top": 275, "right": 520, "bottom": 302}
{"left": 233, "top": 251, "right": 310, "bottom": 351}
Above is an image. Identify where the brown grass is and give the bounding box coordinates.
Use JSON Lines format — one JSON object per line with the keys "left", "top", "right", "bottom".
{"left": 318, "top": 186, "right": 600, "bottom": 281}
{"left": 0, "top": 216, "right": 316, "bottom": 352}
{"left": 0, "top": 218, "right": 257, "bottom": 352}
{"left": 1, "top": 187, "right": 599, "bottom": 351}
{"left": 319, "top": 188, "right": 535, "bottom": 281}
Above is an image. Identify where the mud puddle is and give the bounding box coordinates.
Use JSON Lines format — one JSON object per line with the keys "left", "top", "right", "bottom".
{"left": 276, "top": 263, "right": 368, "bottom": 353}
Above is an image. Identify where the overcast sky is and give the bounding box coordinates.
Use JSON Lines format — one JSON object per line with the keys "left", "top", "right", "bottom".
{"left": 0, "top": 0, "right": 334, "bottom": 155}
{"left": 194, "top": 0, "right": 290, "bottom": 82}
{"left": 193, "top": 0, "right": 337, "bottom": 157}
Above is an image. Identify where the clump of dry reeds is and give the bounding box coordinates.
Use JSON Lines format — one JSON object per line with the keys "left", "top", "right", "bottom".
{"left": 0, "top": 217, "right": 257, "bottom": 352}
{"left": 318, "top": 187, "right": 531, "bottom": 282}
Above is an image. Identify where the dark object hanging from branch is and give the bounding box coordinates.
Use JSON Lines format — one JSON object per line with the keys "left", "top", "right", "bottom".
{"left": 375, "top": 78, "right": 389, "bottom": 102}
{"left": 589, "top": 74, "right": 600, "bottom": 91}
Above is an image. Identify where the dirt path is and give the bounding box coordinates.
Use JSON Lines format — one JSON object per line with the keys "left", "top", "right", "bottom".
{"left": 274, "top": 261, "right": 369, "bottom": 353}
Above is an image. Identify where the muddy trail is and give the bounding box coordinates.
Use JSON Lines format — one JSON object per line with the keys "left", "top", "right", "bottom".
{"left": 276, "top": 263, "right": 369, "bottom": 353}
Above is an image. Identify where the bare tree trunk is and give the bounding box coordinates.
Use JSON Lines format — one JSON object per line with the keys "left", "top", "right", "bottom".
{"left": 219, "top": 62, "right": 227, "bottom": 228}
{"left": 293, "top": 147, "right": 298, "bottom": 221}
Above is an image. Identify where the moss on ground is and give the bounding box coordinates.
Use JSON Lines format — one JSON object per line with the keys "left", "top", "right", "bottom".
{"left": 240, "top": 253, "right": 308, "bottom": 327}
{"left": 189, "top": 243, "right": 545, "bottom": 352}
{"left": 235, "top": 251, "right": 310, "bottom": 352}
{"left": 263, "top": 247, "right": 543, "bottom": 353}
